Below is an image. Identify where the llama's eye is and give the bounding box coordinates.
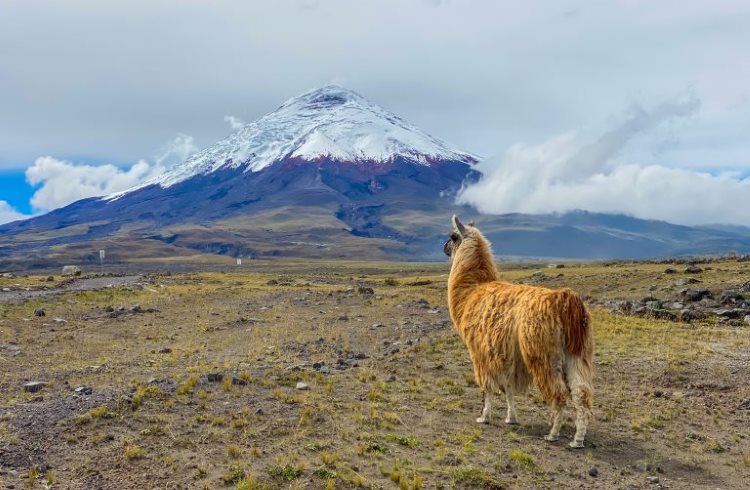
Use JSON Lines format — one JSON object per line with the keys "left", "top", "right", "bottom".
{"left": 450, "top": 233, "right": 459, "bottom": 241}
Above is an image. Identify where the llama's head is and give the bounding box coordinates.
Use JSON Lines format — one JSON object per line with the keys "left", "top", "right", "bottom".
{"left": 443, "top": 215, "right": 474, "bottom": 258}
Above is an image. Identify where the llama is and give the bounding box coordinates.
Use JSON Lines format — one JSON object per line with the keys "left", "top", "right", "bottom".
{"left": 444, "top": 215, "right": 594, "bottom": 448}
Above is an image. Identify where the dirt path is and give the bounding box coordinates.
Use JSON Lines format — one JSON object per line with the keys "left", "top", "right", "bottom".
{"left": 0, "top": 275, "right": 143, "bottom": 303}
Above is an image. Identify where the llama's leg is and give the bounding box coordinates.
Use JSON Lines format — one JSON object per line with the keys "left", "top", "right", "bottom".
{"left": 567, "top": 355, "right": 593, "bottom": 448}
{"left": 544, "top": 402, "right": 564, "bottom": 442}
{"left": 476, "top": 391, "right": 493, "bottom": 424}
{"left": 504, "top": 384, "right": 519, "bottom": 425}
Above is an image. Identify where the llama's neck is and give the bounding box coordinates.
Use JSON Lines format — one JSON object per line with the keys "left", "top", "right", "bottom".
{"left": 447, "top": 234, "right": 498, "bottom": 328}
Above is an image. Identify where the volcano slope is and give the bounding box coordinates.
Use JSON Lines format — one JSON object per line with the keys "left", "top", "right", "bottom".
{"left": 1, "top": 258, "right": 749, "bottom": 489}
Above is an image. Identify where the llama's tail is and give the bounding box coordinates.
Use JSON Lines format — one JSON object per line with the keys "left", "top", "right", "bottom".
{"left": 558, "top": 289, "right": 591, "bottom": 357}
{"left": 560, "top": 289, "right": 594, "bottom": 426}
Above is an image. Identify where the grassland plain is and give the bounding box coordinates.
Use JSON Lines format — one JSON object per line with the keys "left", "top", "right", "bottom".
{"left": 1, "top": 259, "right": 749, "bottom": 489}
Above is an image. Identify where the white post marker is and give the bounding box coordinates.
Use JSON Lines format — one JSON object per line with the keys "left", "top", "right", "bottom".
{"left": 236, "top": 258, "right": 242, "bottom": 266}
{"left": 99, "top": 249, "right": 105, "bottom": 273}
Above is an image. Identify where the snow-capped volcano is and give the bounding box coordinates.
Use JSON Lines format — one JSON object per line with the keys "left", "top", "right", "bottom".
{"left": 142, "top": 85, "right": 477, "bottom": 190}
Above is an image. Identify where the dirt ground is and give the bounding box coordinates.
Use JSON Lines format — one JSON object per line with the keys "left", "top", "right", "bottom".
{"left": 1, "top": 259, "right": 749, "bottom": 489}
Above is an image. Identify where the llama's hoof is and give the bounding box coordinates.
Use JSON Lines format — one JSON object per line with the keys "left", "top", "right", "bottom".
{"left": 544, "top": 434, "right": 559, "bottom": 442}
{"left": 476, "top": 417, "right": 488, "bottom": 424}
{"left": 504, "top": 418, "right": 519, "bottom": 425}
{"left": 569, "top": 440, "right": 585, "bottom": 449}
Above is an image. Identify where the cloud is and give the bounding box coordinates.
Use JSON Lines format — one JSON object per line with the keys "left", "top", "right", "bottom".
{"left": 25, "top": 134, "right": 197, "bottom": 212}
{"left": 0, "top": 200, "right": 28, "bottom": 225}
{"left": 224, "top": 116, "right": 245, "bottom": 131}
{"left": 458, "top": 97, "right": 750, "bottom": 226}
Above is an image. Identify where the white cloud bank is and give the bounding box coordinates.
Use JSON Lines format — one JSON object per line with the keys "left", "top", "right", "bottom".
{"left": 0, "top": 201, "right": 27, "bottom": 225}
{"left": 25, "top": 134, "right": 197, "bottom": 212}
{"left": 224, "top": 115, "right": 245, "bottom": 131}
{"left": 458, "top": 97, "right": 750, "bottom": 226}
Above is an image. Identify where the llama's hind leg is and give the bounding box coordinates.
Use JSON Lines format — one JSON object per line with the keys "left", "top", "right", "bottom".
{"left": 544, "top": 402, "right": 564, "bottom": 442}
{"left": 504, "top": 384, "right": 519, "bottom": 425}
{"left": 567, "top": 355, "right": 593, "bottom": 448}
{"left": 476, "top": 391, "right": 493, "bottom": 424}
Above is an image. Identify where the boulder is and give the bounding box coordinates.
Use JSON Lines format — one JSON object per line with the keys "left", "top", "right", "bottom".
{"left": 684, "top": 264, "right": 703, "bottom": 274}
{"left": 674, "top": 277, "right": 701, "bottom": 286}
{"left": 715, "top": 308, "right": 747, "bottom": 319}
{"left": 680, "top": 288, "right": 712, "bottom": 302}
{"left": 744, "top": 315, "right": 750, "bottom": 326}
{"left": 61, "top": 265, "right": 82, "bottom": 276}
{"left": 24, "top": 381, "right": 48, "bottom": 393}
{"left": 719, "top": 290, "right": 744, "bottom": 305}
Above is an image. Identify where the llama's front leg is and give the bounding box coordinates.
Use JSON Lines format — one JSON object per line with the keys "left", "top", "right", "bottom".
{"left": 504, "top": 385, "right": 519, "bottom": 425}
{"left": 544, "top": 404, "right": 563, "bottom": 442}
{"left": 476, "top": 391, "right": 493, "bottom": 424}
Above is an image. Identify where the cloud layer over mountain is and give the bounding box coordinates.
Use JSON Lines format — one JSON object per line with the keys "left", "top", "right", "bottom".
{"left": 458, "top": 96, "right": 750, "bottom": 225}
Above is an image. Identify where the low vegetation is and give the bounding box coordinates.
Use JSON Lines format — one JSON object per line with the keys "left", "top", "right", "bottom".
{"left": 0, "top": 258, "right": 749, "bottom": 488}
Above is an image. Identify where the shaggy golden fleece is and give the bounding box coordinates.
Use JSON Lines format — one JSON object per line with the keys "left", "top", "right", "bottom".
{"left": 444, "top": 216, "right": 594, "bottom": 448}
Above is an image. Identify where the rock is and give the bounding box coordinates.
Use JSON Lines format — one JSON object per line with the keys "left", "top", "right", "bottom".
{"left": 680, "top": 288, "right": 712, "bottom": 302}
{"left": 206, "top": 372, "right": 223, "bottom": 383}
{"left": 371, "top": 323, "right": 384, "bottom": 328}
{"left": 53, "top": 317, "right": 67, "bottom": 324}
{"left": 646, "top": 476, "right": 660, "bottom": 484}
{"left": 680, "top": 309, "right": 699, "bottom": 322}
{"left": 744, "top": 315, "right": 750, "bottom": 326}
{"left": 61, "top": 265, "right": 82, "bottom": 276}
{"left": 129, "top": 304, "right": 143, "bottom": 313}
{"left": 231, "top": 375, "right": 248, "bottom": 386}
{"left": 357, "top": 285, "right": 374, "bottom": 295}
{"left": 1, "top": 272, "right": 14, "bottom": 278}
{"left": 23, "top": 381, "right": 47, "bottom": 393}
{"left": 387, "top": 374, "right": 397, "bottom": 382}
{"left": 670, "top": 302, "right": 684, "bottom": 310}
{"left": 684, "top": 264, "right": 703, "bottom": 274}
{"left": 645, "top": 300, "right": 662, "bottom": 310}
{"left": 295, "top": 381, "right": 310, "bottom": 390}
{"left": 158, "top": 347, "right": 172, "bottom": 354}
{"left": 312, "top": 362, "right": 323, "bottom": 370}
{"left": 715, "top": 308, "right": 747, "bottom": 319}
{"left": 320, "top": 366, "right": 331, "bottom": 375}
{"left": 254, "top": 407, "right": 264, "bottom": 415}
{"left": 34, "top": 308, "right": 46, "bottom": 317}
{"left": 46, "top": 276, "right": 55, "bottom": 282}
{"left": 675, "top": 277, "right": 701, "bottom": 286}
{"left": 719, "top": 290, "right": 744, "bottom": 304}
{"left": 588, "top": 467, "right": 599, "bottom": 477}
{"left": 664, "top": 267, "right": 677, "bottom": 274}
{"left": 74, "top": 386, "right": 93, "bottom": 395}
{"left": 635, "top": 461, "right": 652, "bottom": 473}
{"left": 740, "top": 281, "right": 750, "bottom": 293}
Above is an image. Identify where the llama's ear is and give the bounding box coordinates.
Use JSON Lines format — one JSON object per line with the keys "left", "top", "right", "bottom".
{"left": 452, "top": 215, "right": 467, "bottom": 238}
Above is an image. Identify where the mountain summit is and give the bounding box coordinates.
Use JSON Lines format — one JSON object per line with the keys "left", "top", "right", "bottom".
{"left": 119, "top": 85, "right": 477, "bottom": 194}
{"left": 2, "top": 85, "right": 482, "bottom": 264}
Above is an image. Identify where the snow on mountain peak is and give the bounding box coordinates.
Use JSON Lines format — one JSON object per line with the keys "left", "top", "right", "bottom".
{"left": 116, "top": 85, "right": 478, "bottom": 193}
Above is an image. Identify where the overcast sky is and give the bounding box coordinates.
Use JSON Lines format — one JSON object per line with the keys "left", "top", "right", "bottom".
{"left": 1, "top": 0, "right": 749, "bottom": 224}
